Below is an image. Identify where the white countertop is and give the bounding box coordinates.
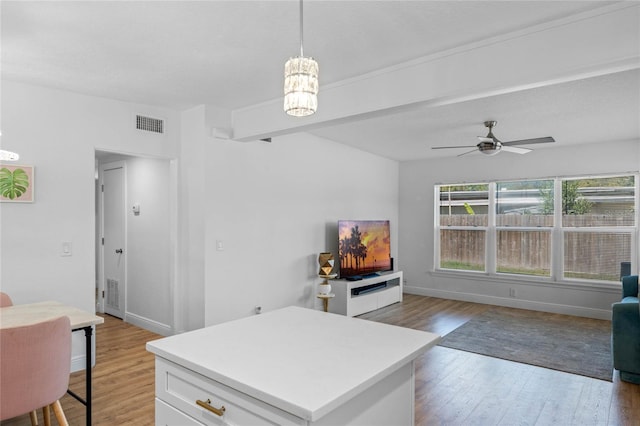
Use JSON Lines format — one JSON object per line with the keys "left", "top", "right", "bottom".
{"left": 146, "top": 306, "right": 439, "bottom": 421}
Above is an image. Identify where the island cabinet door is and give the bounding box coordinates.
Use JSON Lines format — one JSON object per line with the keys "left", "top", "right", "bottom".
{"left": 155, "top": 358, "right": 306, "bottom": 426}
{"left": 156, "top": 398, "right": 204, "bottom": 425}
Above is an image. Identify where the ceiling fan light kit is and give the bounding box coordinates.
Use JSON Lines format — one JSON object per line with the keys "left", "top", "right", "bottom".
{"left": 432, "top": 120, "right": 555, "bottom": 157}
{"left": 478, "top": 140, "right": 502, "bottom": 156}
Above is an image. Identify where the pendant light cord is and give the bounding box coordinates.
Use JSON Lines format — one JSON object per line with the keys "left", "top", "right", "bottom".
{"left": 299, "top": 0, "right": 304, "bottom": 57}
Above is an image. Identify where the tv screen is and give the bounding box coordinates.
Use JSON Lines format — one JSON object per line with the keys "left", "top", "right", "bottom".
{"left": 338, "top": 220, "right": 391, "bottom": 278}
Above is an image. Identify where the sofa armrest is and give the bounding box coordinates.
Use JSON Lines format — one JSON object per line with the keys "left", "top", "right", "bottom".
{"left": 622, "top": 275, "right": 639, "bottom": 299}
{"left": 612, "top": 300, "right": 640, "bottom": 373}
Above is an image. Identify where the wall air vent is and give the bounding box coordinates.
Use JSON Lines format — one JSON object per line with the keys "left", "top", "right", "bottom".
{"left": 106, "top": 278, "right": 120, "bottom": 309}
{"left": 136, "top": 115, "right": 164, "bottom": 134}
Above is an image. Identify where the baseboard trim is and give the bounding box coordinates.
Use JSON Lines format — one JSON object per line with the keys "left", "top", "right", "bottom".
{"left": 70, "top": 326, "right": 96, "bottom": 373}
{"left": 125, "top": 312, "right": 172, "bottom": 336}
{"left": 71, "top": 355, "right": 87, "bottom": 373}
{"left": 404, "top": 286, "right": 612, "bottom": 320}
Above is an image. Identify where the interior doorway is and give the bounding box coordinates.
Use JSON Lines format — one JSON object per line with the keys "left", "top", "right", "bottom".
{"left": 95, "top": 150, "right": 177, "bottom": 335}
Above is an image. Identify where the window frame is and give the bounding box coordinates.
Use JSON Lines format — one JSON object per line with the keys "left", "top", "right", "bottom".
{"left": 435, "top": 182, "right": 490, "bottom": 274}
{"left": 494, "top": 178, "right": 555, "bottom": 278}
{"left": 434, "top": 173, "right": 639, "bottom": 287}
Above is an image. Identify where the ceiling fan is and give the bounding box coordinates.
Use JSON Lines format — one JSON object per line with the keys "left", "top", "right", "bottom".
{"left": 432, "top": 121, "right": 555, "bottom": 156}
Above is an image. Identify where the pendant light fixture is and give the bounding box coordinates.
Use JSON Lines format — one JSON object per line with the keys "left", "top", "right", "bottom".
{"left": 0, "top": 131, "right": 19, "bottom": 161}
{"left": 0, "top": 150, "right": 19, "bottom": 161}
{"left": 283, "top": 0, "right": 318, "bottom": 117}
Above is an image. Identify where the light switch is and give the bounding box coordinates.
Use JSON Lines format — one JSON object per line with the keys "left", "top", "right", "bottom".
{"left": 216, "top": 240, "right": 224, "bottom": 251}
{"left": 61, "top": 242, "right": 72, "bottom": 257}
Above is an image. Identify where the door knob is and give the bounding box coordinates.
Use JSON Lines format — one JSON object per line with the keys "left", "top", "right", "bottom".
{"left": 115, "top": 249, "right": 123, "bottom": 254}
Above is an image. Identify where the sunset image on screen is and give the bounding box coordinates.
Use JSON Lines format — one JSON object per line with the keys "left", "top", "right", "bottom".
{"left": 338, "top": 220, "right": 391, "bottom": 276}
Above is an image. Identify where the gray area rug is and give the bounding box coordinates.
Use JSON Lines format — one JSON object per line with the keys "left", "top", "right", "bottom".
{"left": 438, "top": 308, "right": 612, "bottom": 381}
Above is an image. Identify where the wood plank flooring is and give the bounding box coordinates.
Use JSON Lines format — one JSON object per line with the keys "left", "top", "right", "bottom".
{"left": 2, "top": 294, "right": 639, "bottom": 425}
{"left": 1, "top": 314, "right": 161, "bottom": 426}
{"left": 359, "top": 295, "right": 640, "bottom": 426}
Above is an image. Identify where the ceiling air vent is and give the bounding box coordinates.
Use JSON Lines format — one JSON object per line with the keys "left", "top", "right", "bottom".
{"left": 136, "top": 115, "right": 164, "bottom": 134}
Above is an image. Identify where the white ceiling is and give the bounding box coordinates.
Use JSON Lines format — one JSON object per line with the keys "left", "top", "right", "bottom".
{"left": 2, "top": 1, "right": 639, "bottom": 161}
{"left": 311, "top": 69, "right": 640, "bottom": 160}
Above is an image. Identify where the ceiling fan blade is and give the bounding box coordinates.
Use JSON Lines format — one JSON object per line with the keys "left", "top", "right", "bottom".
{"left": 502, "top": 136, "right": 555, "bottom": 146}
{"left": 457, "top": 149, "right": 479, "bottom": 157}
{"left": 502, "top": 146, "right": 532, "bottom": 154}
{"left": 432, "top": 145, "right": 476, "bottom": 150}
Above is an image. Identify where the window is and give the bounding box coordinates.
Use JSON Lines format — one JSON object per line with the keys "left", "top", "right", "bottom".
{"left": 561, "top": 176, "right": 635, "bottom": 282}
{"left": 496, "top": 180, "right": 553, "bottom": 277}
{"left": 438, "top": 184, "right": 488, "bottom": 271}
{"left": 435, "top": 174, "right": 638, "bottom": 283}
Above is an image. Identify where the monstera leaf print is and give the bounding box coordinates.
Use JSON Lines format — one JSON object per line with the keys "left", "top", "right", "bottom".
{"left": 0, "top": 167, "right": 30, "bottom": 200}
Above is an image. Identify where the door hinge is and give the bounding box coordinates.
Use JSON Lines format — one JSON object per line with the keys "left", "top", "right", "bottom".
{"left": 101, "top": 237, "right": 104, "bottom": 245}
{"left": 102, "top": 290, "right": 105, "bottom": 298}
{"left": 101, "top": 184, "right": 104, "bottom": 192}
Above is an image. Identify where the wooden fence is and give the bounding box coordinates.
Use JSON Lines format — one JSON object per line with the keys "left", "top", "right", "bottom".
{"left": 440, "top": 214, "right": 633, "bottom": 278}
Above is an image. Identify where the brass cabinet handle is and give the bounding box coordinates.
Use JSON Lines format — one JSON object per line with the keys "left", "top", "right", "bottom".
{"left": 196, "top": 399, "right": 226, "bottom": 416}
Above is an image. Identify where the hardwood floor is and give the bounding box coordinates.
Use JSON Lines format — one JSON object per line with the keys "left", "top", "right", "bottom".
{"left": 1, "top": 314, "right": 161, "bottom": 426}
{"left": 360, "top": 295, "right": 640, "bottom": 426}
{"left": 2, "top": 295, "right": 639, "bottom": 425}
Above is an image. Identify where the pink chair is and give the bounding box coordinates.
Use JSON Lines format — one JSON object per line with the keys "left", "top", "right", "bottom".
{"left": 0, "top": 292, "right": 13, "bottom": 307}
{"left": 0, "top": 293, "right": 40, "bottom": 425}
{"left": 0, "top": 316, "right": 72, "bottom": 426}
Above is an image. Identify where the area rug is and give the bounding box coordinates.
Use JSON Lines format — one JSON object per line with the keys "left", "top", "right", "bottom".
{"left": 438, "top": 308, "right": 612, "bottom": 381}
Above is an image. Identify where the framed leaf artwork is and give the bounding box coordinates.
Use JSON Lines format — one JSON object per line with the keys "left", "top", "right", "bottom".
{"left": 0, "top": 165, "right": 34, "bottom": 202}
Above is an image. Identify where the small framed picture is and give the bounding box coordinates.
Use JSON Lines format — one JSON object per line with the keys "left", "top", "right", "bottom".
{"left": 0, "top": 164, "right": 34, "bottom": 202}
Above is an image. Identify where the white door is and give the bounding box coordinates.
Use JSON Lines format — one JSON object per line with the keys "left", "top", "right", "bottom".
{"left": 101, "top": 162, "right": 126, "bottom": 319}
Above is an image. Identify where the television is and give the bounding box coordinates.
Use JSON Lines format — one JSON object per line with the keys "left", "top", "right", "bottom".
{"left": 338, "top": 220, "right": 392, "bottom": 279}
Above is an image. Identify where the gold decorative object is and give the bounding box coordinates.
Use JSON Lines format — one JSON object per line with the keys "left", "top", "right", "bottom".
{"left": 318, "top": 252, "right": 336, "bottom": 297}
{"left": 318, "top": 252, "right": 335, "bottom": 276}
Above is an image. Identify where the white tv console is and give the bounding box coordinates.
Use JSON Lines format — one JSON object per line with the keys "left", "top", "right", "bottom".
{"left": 328, "top": 271, "right": 403, "bottom": 317}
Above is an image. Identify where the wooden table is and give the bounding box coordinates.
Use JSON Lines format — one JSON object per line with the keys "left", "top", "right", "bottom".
{"left": 148, "top": 306, "right": 440, "bottom": 425}
{"left": 0, "top": 301, "right": 104, "bottom": 426}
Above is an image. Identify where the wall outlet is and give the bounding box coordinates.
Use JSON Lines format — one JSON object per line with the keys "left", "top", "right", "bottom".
{"left": 509, "top": 288, "right": 517, "bottom": 298}
{"left": 61, "top": 241, "right": 72, "bottom": 257}
{"left": 254, "top": 306, "right": 262, "bottom": 314}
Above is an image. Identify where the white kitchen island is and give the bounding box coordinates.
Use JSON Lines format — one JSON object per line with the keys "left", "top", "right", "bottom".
{"left": 147, "top": 306, "right": 440, "bottom": 426}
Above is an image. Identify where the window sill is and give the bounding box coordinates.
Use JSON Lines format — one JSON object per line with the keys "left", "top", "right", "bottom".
{"left": 430, "top": 269, "right": 621, "bottom": 293}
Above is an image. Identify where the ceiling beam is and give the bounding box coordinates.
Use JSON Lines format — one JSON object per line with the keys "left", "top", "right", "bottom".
{"left": 231, "top": 3, "right": 639, "bottom": 142}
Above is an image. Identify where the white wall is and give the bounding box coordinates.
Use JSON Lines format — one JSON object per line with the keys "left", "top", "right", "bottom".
{"left": 177, "top": 106, "right": 207, "bottom": 333}
{"left": 1, "top": 81, "right": 400, "bottom": 338}
{"left": 399, "top": 139, "right": 640, "bottom": 319}
{"left": 1, "top": 80, "right": 179, "bottom": 369}
{"left": 7, "top": 78, "right": 634, "bottom": 342}
{"left": 203, "top": 132, "right": 399, "bottom": 325}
